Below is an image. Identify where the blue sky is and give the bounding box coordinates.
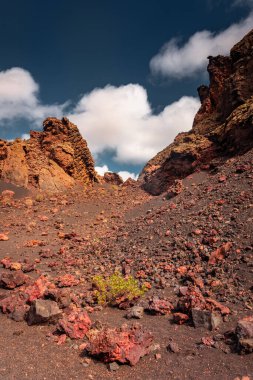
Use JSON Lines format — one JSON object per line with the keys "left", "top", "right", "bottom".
{"left": 0, "top": 0, "right": 252, "bottom": 179}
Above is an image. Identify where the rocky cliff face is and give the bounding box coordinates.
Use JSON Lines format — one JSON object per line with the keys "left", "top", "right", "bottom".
{"left": 139, "top": 29, "right": 253, "bottom": 195}
{"left": 0, "top": 117, "right": 98, "bottom": 192}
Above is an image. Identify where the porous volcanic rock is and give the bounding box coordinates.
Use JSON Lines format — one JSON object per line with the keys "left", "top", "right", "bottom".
{"left": 139, "top": 29, "right": 253, "bottom": 195}
{"left": 0, "top": 117, "right": 98, "bottom": 192}
{"left": 86, "top": 323, "right": 153, "bottom": 366}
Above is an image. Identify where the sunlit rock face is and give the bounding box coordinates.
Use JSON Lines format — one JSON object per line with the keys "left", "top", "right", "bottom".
{"left": 139, "top": 29, "right": 253, "bottom": 195}
{"left": 0, "top": 117, "right": 98, "bottom": 192}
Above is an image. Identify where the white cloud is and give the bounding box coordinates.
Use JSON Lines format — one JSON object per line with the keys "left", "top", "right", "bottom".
{"left": 0, "top": 67, "right": 65, "bottom": 124}
{"left": 21, "top": 133, "right": 30, "bottom": 140}
{"left": 95, "top": 165, "right": 138, "bottom": 181}
{"left": 0, "top": 68, "right": 199, "bottom": 166}
{"left": 95, "top": 165, "right": 109, "bottom": 176}
{"left": 69, "top": 84, "right": 200, "bottom": 164}
{"left": 150, "top": 12, "right": 253, "bottom": 79}
{"left": 118, "top": 171, "right": 138, "bottom": 181}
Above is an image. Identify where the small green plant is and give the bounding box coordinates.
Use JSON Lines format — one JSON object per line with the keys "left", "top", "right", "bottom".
{"left": 92, "top": 272, "right": 147, "bottom": 306}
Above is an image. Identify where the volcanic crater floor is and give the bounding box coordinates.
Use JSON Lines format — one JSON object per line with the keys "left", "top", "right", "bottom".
{"left": 0, "top": 149, "right": 253, "bottom": 380}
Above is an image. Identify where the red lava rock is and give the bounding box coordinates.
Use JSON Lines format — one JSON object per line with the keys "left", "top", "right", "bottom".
{"left": 145, "top": 296, "right": 173, "bottom": 315}
{"left": 173, "top": 312, "right": 189, "bottom": 325}
{"left": 205, "top": 298, "right": 230, "bottom": 316}
{"left": 10, "top": 262, "right": 22, "bottom": 271}
{"left": 0, "top": 190, "right": 15, "bottom": 206}
{"left": 218, "top": 175, "right": 227, "bottom": 183}
{"left": 201, "top": 336, "right": 215, "bottom": 346}
{"left": 167, "top": 179, "right": 183, "bottom": 198}
{"left": 167, "top": 341, "right": 180, "bottom": 353}
{"left": 236, "top": 315, "right": 253, "bottom": 353}
{"left": 86, "top": 323, "right": 153, "bottom": 366}
{"left": 25, "top": 240, "right": 45, "bottom": 247}
{"left": 235, "top": 164, "right": 251, "bottom": 173}
{"left": 0, "top": 233, "right": 9, "bottom": 241}
{"left": 56, "top": 334, "right": 67, "bottom": 345}
{"left": 22, "top": 263, "right": 35, "bottom": 273}
{"left": 0, "top": 271, "right": 29, "bottom": 289}
{"left": 176, "top": 286, "right": 230, "bottom": 325}
{"left": 178, "top": 286, "right": 188, "bottom": 296}
{"left": 208, "top": 242, "right": 232, "bottom": 265}
{"left": 1, "top": 257, "right": 12, "bottom": 268}
{"left": 39, "top": 248, "right": 54, "bottom": 258}
{"left": 57, "top": 309, "right": 91, "bottom": 339}
{"left": 58, "top": 232, "right": 77, "bottom": 240}
{"left": 177, "top": 266, "right": 188, "bottom": 275}
{"left": 56, "top": 274, "right": 79, "bottom": 288}
{"left": 39, "top": 215, "right": 49, "bottom": 221}
{"left": 22, "top": 276, "right": 56, "bottom": 303}
{"left": 0, "top": 294, "right": 29, "bottom": 321}
{"left": 46, "top": 288, "right": 72, "bottom": 308}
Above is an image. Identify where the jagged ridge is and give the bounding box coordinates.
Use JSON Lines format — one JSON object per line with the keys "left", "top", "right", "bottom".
{"left": 139, "top": 29, "right": 253, "bottom": 195}
{"left": 0, "top": 117, "right": 98, "bottom": 192}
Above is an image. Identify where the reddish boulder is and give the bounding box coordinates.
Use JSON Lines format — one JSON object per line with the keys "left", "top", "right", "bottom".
{"left": 86, "top": 323, "right": 153, "bottom": 366}
{"left": 0, "top": 271, "right": 29, "bottom": 289}
{"left": 0, "top": 233, "right": 9, "bottom": 241}
{"left": 145, "top": 296, "right": 173, "bottom": 315}
{"left": 103, "top": 172, "right": 123, "bottom": 185}
{"left": 56, "top": 274, "right": 79, "bottom": 288}
{"left": 0, "top": 190, "right": 15, "bottom": 206}
{"left": 0, "top": 294, "right": 29, "bottom": 321}
{"left": 236, "top": 315, "right": 253, "bottom": 353}
{"left": 208, "top": 242, "right": 232, "bottom": 265}
{"left": 21, "top": 276, "right": 56, "bottom": 303}
{"left": 57, "top": 309, "right": 91, "bottom": 339}
{"left": 176, "top": 286, "right": 230, "bottom": 328}
{"left": 167, "top": 179, "right": 183, "bottom": 198}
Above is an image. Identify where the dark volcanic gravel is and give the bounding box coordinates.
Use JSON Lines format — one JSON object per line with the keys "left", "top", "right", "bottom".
{"left": 0, "top": 149, "right": 252, "bottom": 380}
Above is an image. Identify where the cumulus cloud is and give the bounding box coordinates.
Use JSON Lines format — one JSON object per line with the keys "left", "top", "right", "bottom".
{"left": 0, "top": 67, "right": 65, "bottom": 124}
{"left": 69, "top": 84, "right": 200, "bottom": 164}
{"left": 95, "top": 165, "right": 110, "bottom": 176}
{"left": 118, "top": 171, "right": 138, "bottom": 181}
{"left": 21, "top": 133, "right": 30, "bottom": 140}
{"left": 0, "top": 68, "right": 199, "bottom": 166}
{"left": 95, "top": 165, "right": 138, "bottom": 181}
{"left": 150, "top": 11, "right": 253, "bottom": 79}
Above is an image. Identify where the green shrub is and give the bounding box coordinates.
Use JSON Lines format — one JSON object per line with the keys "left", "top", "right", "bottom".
{"left": 92, "top": 272, "right": 147, "bottom": 306}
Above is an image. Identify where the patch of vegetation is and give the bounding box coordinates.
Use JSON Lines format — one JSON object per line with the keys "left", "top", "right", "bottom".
{"left": 92, "top": 272, "right": 147, "bottom": 306}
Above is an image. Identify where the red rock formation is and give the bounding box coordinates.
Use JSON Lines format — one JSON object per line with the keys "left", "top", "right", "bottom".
{"left": 103, "top": 172, "right": 124, "bottom": 185}
{"left": 0, "top": 117, "right": 98, "bottom": 192}
{"left": 139, "top": 29, "right": 253, "bottom": 195}
{"left": 86, "top": 323, "right": 153, "bottom": 366}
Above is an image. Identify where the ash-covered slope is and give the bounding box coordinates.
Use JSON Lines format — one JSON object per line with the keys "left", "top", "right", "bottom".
{"left": 0, "top": 117, "right": 98, "bottom": 192}
{"left": 139, "top": 29, "right": 253, "bottom": 195}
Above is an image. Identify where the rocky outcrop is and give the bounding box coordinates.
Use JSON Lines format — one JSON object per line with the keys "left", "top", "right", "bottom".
{"left": 103, "top": 172, "right": 124, "bottom": 185}
{"left": 0, "top": 117, "right": 98, "bottom": 192}
{"left": 139, "top": 29, "right": 253, "bottom": 195}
